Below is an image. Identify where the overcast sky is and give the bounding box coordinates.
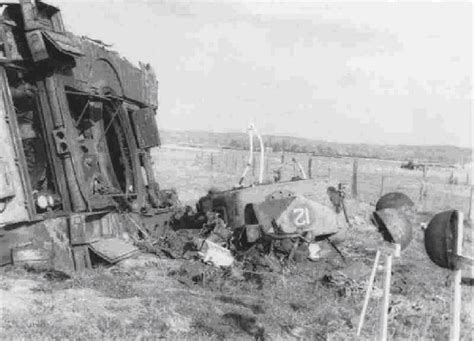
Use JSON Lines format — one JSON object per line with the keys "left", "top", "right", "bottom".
{"left": 51, "top": 1, "right": 472, "bottom": 147}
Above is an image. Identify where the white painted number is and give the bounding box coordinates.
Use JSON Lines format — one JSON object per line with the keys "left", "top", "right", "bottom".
{"left": 293, "top": 207, "right": 310, "bottom": 226}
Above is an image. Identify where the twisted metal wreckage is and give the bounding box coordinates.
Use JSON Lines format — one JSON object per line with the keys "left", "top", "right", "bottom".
{"left": 0, "top": 0, "right": 419, "bottom": 272}
{"left": 0, "top": 0, "right": 178, "bottom": 270}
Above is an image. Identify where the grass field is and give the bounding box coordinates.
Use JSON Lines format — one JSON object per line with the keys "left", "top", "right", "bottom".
{"left": 152, "top": 145, "right": 471, "bottom": 214}
{"left": 0, "top": 144, "right": 472, "bottom": 340}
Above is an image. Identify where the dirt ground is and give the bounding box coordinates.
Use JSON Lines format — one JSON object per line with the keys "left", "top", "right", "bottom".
{"left": 1, "top": 205, "right": 473, "bottom": 340}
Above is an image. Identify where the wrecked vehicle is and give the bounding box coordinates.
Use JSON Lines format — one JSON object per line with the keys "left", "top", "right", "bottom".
{"left": 189, "top": 125, "right": 351, "bottom": 262}
{"left": 0, "top": 0, "right": 177, "bottom": 271}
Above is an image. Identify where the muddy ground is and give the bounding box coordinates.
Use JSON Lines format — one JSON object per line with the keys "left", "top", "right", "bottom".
{"left": 0, "top": 206, "right": 473, "bottom": 340}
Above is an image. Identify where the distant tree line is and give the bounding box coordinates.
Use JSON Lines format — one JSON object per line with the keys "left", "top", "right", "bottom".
{"left": 161, "top": 130, "right": 472, "bottom": 166}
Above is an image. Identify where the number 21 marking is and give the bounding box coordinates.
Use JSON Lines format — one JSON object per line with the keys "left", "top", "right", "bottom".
{"left": 293, "top": 207, "right": 310, "bottom": 226}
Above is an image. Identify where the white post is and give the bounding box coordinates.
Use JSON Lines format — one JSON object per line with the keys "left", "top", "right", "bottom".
{"left": 380, "top": 253, "right": 393, "bottom": 341}
{"left": 254, "top": 128, "right": 265, "bottom": 184}
{"left": 357, "top": 249, "right": 380, "bottom": 336}
{"left": 238, "top": 125, "right": 254, "bottom": 185}
{"left": 450, "top": 211, "right": 464, "bottom": 341}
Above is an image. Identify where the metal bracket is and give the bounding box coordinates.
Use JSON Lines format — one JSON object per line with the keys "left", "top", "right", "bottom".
{"left": 52, "top": 128, "right": 69, "bottom": 155}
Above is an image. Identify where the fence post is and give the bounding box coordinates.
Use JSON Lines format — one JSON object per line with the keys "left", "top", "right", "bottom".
{"left": 265, "top": 153, "right": 269, "bottom": 175}
{"left": 448, "top": 171, "right": 455, "bottom": 185}
{"left": 380, "top": 175, "right": 385, "bottom": 197}
{"left": 210, "top": 153, "right": 214, "bottom": 171}
{"left": 352, "top": 159, "right": 358, "bottom": 198}
{"left": 469, "top": 186, "right": 474, "bottom": 222}
{"left": 308, "top": 158, "right": 313, "bottom": 179}
{"left": 419, "top": 166, "right": 428, "bottom": 210}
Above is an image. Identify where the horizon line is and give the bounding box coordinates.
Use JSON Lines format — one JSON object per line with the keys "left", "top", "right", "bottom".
{"left": 161, "top": 128, "right": 472, "bottom": 150}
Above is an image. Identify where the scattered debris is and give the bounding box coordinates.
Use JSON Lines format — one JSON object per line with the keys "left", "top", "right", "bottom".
{"left": 88, "top": 238, "right": 139, "bottom": 264}
{"left": 322, "top": 262, "right": 380, "bottom": 298}
{"left": 215, "top": 295, "right": 266, "bottom": 314}
{"left": 308, "top": 241, "right": 337, "bottom": 261}
{"left": 222, "top": 312, "right": 266, "bottom": 340}
{"left": 282, "top": 324, "right": 310, "bottom": 339}
{"left": 198, "top": 239, "right": 234, "bottom": 267}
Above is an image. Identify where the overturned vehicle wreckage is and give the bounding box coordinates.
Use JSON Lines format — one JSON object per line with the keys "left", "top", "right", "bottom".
{"left": 176, "top": 126, "right": 354, "bottom": 264}
{"left": 171, "top": 126, "right": 417, "bottom": 266}
{"left": 0, "top": 1, "right": 177, "bottom": 270}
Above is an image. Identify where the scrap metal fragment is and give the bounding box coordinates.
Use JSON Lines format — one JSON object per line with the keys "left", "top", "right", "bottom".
{"left": 88, "top": 238, "right": 139, "bottom": 264}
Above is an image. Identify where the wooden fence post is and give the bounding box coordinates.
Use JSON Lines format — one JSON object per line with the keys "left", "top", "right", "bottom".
{"left": 265, "top": 153, "right": 269, "bottom": 175}
{"left": 210, "top": 153, "right": 214, "bottom": 171}
{"left": 352, "top": 159, "right": 358, "bottom": 198}
{"left": 469, "top": 186, "right": 474, "bottom": 222}
{"left": 308, "top": 158, "right": 312, "bottom": 179}
{"left": 380, "top": 175, "right": 385, "bottom": 197}
{"left": 419, "top": 166, "right": 427, "bottom": 206}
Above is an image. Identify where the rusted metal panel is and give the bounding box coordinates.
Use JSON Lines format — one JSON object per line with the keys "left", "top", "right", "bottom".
{"left": 139, "top": 62, "right": 158, "bottom": 107}
{"left": 26, "top": 29, "right": 82, "bottom": 63}
{"left": 0, "top": 217, "right": 74, "bottom": 270}
{"left": 25, "top": 30, "right": 49, "bottom": 62}
{"left": 72, "top": 39, "right": 158, "bottom": 106}
{"left": 42, "top": 31, "right": 82, "bottom": 57}
{"left": 69, "top": 212, "right": 118, "bottom": 245}
{"left": 69, "top": 213, "right": 88, "bottom": 245}
{"left": 72, "top": 245, "right": 91, "bottom": 271}
{"left": 69, "top": 212, "right": 132, "bottom": 246}
{"left": 275, "top": 196, "right": 340, "bottom": 236}
{"left": 130, "top": 107, "right": 160, "bottom": 148}
{"left": 0, "top": 161, "right": 15, "bottom": 200}
{"left": 44, "top": 75, "right": 88, "bottom": 212}
{"left": 251, "top": 195, "right": 340, "bottom": 237}
{"left": 35, "top": 80, "right": 72, "bottom": 212}
{"left": 19, "top": 0, "right": 39, "bottom": 31}
{"left": 208, "top": 179, "right": 317, "bottom": 228}
{"left": 0, "top": 22, "right": 22, "bottom": 61}
{"left": 0, "top": 0, "right": 173, "bottom": 272}
{"left": 203, "top": 179, "right": 347, "bottom": 241}
{"left": 20, "top": 0, "right": 62, "bottom": 32}
{"left": 0, "top": 67, "right": 32, "bottom": 226}
{"left": 12, "top": 246, "right": 51, "bottom": 266}
{"left": 88, "top": 238, "right": 138, "bottom": 263}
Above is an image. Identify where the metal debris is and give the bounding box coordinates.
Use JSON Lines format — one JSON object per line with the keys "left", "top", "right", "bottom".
{"left": 88, "top": 238, "right": 139, "bottom": 264}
